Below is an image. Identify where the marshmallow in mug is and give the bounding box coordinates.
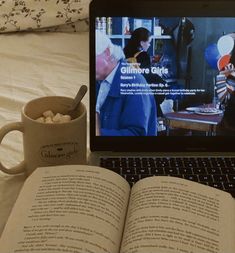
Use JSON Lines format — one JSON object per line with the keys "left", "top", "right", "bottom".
{"left": 36, "top": 110, "right": 72, "bottom": 124}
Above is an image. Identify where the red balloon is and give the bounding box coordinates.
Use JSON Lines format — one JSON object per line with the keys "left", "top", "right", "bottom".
{"left": 217, "top": 54, "right": 231, "bottom": 71}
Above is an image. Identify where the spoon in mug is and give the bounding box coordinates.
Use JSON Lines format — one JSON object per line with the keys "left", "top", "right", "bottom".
{"left": 68, "top": 85, "right": 88, "bottom": 119}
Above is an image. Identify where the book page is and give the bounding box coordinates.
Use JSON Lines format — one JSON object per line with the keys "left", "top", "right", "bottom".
{"left": 0, "top": 165, "right": 130, "bottom": 253}
{"left": 120, "top": 176, "right": 235, "bottom": 253}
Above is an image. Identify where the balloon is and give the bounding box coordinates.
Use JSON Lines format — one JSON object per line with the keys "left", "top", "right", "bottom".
{"left": 204, "top": 43, "right": 221, "bottom": 69}
{"left": 217, "top": 54, "right": 231, "bottom": 71}
{"left": 217, "top": 34, "right": 235, "bottom": 56}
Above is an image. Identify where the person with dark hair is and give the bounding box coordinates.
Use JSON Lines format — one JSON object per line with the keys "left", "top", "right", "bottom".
{"left": 124, "top": 27, "right": 167, "bottom": 116}
{"left": 124, "top": 27, "right": 152, "bottom": 68}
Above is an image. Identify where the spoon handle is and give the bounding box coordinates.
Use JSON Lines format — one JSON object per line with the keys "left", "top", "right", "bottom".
{"left": 70, "top": 85, "right": 88, "bottom": 112}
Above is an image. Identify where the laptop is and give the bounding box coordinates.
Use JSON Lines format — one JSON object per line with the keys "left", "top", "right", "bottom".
{"left": 89, "top": 0, "right": 235, "bottom": 197}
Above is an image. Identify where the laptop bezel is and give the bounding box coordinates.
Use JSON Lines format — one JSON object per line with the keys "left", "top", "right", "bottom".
{"left": 89, "top": 0, "right": 235, "bottom": 152}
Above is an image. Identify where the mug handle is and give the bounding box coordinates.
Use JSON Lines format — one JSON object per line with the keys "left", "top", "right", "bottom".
{"left": 0, "top": 122, "right": 26, "bottom": 175}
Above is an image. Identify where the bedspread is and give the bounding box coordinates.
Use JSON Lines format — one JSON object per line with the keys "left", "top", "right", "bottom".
{"left": 0, "top": 31, "right": 89, "bottom": 235}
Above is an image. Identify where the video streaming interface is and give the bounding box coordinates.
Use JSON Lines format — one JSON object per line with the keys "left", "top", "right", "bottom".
{"left": 95, "top": 17, "right": 235, "bottom": 136}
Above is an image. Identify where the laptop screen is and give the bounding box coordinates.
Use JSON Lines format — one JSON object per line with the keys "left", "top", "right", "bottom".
{"left": 95, "top": 16, "right": 235, "bottom": 137}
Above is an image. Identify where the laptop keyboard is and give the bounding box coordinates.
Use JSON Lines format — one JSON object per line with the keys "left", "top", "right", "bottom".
{"left": 99, "top": 157, "right": 235, "bottom": 197}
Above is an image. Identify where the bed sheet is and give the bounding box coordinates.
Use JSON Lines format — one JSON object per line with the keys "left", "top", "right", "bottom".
{"left": 0, "top": 31, "right": 89, "bottom": 235}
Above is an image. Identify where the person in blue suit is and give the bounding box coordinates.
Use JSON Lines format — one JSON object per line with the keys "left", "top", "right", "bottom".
{"left": 95, "top": 30, "right": 157, "bottom": 136}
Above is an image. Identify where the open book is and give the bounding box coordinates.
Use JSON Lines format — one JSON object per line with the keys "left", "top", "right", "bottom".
{"left": 0, "top": 165, "right": 234, "bottom": 253}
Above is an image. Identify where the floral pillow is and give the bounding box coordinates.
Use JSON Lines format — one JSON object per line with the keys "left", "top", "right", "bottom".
{"left": 0, "top": 0, "right": 91, "bottom": 33}
{"left": 36, "top": 18, "right": 89, "bottom": 33}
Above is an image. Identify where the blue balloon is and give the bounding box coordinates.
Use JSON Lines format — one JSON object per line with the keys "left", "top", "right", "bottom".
{"left": 204, "top": 43, "right": 221, "bottom": 69}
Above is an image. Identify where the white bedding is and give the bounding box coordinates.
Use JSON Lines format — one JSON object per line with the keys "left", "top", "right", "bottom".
{"left": 0, "top": 31, "right": 89, "bottom": 235}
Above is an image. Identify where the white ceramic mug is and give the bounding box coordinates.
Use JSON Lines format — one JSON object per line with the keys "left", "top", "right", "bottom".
{"left": 0, "top": 96, "right": 87, "bottom": 175}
